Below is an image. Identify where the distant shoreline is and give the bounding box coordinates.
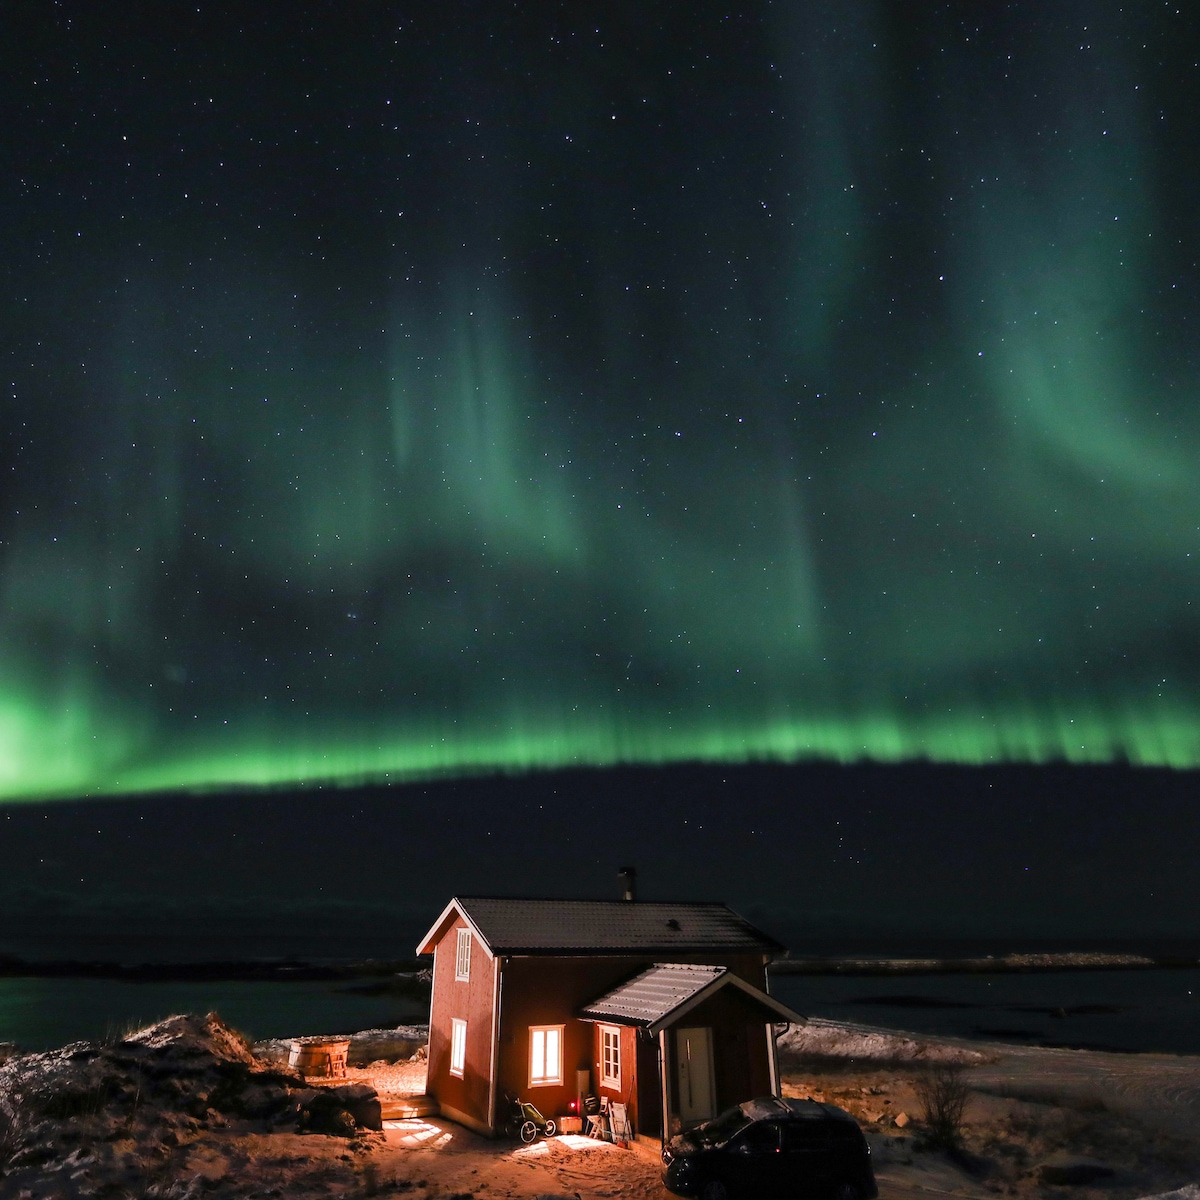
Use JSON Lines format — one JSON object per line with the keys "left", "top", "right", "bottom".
{"left": 770, "top": 951, "right": 1200, "bottom": 975}
{"left": 0, "top": 954, "right": 429, "bottom": 984}
{"left": 2, "top": 949, "right": 1198, "bottom": 982}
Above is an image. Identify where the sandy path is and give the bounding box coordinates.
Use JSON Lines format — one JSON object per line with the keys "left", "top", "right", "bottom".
{"left": 370, "top": 1119, "right": 671, "bottom": 1199}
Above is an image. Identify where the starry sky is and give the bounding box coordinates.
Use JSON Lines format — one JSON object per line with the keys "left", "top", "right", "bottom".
{"left": 4, "top": 1, "right": 1200, "bottom": 803}
{"left": 4, "top": 763, "right": 1200, "bottom": 958}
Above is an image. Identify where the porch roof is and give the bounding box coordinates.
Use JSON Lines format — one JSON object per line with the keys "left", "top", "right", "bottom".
{"left": 579, "top": 962, "right": 805, "bottom": 1035}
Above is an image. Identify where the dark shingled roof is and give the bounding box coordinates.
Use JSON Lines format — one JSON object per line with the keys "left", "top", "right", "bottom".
{"left": 418, "top": 897, "right": 783, "bottom": 956}
{"left": 580, "top": 962, "right": 805, "bottom": 1033}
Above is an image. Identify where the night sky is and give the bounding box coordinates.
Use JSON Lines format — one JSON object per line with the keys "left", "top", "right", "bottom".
{"left": 2, "top": 0, "right": 1200, "bottom": 946}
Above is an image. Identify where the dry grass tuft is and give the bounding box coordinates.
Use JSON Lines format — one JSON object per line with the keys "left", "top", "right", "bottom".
{"left": 914, "top": 1065, "right": 971, "bottom": 1149}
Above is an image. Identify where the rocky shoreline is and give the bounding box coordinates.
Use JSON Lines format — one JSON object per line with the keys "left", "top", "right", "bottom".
{"left": 770, "top": 952, "right": 1200, "bottom": 976}
{"left": 0, "top": 1013, "right": 389, "bottom": 1198}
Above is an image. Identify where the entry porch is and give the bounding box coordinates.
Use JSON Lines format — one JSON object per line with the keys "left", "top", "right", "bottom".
{"left": 579, "top": 962, "right": 804, "bottom": 1142}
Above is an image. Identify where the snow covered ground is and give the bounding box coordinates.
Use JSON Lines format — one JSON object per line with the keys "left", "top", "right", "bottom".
{"left": 1, "top": 1014, "right": 1196, "bottom": 1199}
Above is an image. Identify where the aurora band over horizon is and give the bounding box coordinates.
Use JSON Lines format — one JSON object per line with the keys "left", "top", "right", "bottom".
{"left": 3, "top": 3, "right": 1200, "bottom": 802}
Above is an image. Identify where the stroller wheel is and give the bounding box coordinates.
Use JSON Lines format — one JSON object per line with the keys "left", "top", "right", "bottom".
{"left": 544, "top": 1119, "right": 556, "bottom": 1137}
{"left": 520, "top": 1120, "right": 538, "bottom": 1144}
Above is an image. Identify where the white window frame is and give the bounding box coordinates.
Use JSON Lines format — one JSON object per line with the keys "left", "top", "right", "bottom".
{"left": 528, "top": 1024, "right": 564, "bottom": 1088}
{"left": 455, "top": 927, "right": 472, "bottom": 982}
{"left": 450, "top": 1017, "right": 467, "bottom": 1078}
{"left": 599, "top": 1025, "right": 621, "bottom": 1090}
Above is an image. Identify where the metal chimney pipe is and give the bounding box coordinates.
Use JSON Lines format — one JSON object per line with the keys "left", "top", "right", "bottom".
{"left": 618, "top": 866, "right": 637, "bottom": 902}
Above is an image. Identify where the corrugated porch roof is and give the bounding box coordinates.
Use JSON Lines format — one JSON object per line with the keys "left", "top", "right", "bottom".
{"left": 579, "top": 962, "right": 805, "bottom": 1035}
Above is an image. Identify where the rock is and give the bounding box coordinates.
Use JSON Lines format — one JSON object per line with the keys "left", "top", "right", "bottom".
{"left": 347, "top": 1027, "right": 428, "bottom": 1066}
{"left": 330, "top": 1083, "right": 383, "bottom": 1131}
{"left": 893, "top": 1112, "right": 909, "bottom": 1128}
{"left": 297, "top": 1083, "right": 382, "bottom": 1133}
{"left": 1038, "top": 1155, "right": 1115, "bottom": 1185}
{"left": 126, "top": 1014, "right": 257, "bottom": 1067}
{"left": 254, "top": 1024, "right": 429, "bottom": 1068}
{"left": 249, "top": 1039, "right": 292, "bottom": 1068}
{"left": 1134, "top": 1188, "right": 1200, "bottom": 1200}
{"left": 775, "top": 1018, "right": 991, "bottom": 1066}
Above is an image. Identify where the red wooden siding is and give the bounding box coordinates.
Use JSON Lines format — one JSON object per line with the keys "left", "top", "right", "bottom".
{"left": 426, "top": 917, "right": 496, "bottom": 1131}
{"left": 594, "top": 1023, "right": 643, "bottom": 1135}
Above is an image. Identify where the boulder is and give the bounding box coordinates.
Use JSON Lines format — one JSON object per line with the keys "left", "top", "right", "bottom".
{"left": 330, "top": 1082, "right": 383, "bottom": 1131}
{"left": 296, "top": 1082, "right": 382, "bottom": 1133}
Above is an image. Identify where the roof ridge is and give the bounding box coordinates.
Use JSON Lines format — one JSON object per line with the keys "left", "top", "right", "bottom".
{"left": 418, "top": 895, "right": 784, "bottom": 956}
{"left": 456, "top": 896, "right": 733, "bottom": 906}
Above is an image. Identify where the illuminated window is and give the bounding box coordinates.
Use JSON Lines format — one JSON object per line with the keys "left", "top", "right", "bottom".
{"left": 529, "top": 1024, "right": 563, "bottom": 1087}
{"left": 600, "top": 1026, "right": 621, "bottom": 1089}
{"left": 450, "top": 1018, "right": 467, "bottom": 1077}
{"left": 455, "top": 928, "right": 472, "bottom": 982}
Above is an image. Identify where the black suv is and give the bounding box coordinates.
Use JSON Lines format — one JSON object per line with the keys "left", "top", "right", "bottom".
{"left": 662, "top": 1097, "right": 878, "bottom": 1200}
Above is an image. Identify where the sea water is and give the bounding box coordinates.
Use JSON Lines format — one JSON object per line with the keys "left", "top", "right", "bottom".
{"left": 769, "top": 968, "right": 1200, "bottom": 1055}
{"left": 0, "top": 976, "right": 429, "bottom": 1051}
{"left": 2, "top": 968, "right": 1199, "bottom": 1056}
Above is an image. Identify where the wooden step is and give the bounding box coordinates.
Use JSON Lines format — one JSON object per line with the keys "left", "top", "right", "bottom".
{"left": 381, "top": 1096, "right": 440, "bottom": 1119}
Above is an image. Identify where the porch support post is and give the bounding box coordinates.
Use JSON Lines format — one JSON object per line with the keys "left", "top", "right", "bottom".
{"left": 659, "top": 1028, "right": 672, "bottom": 1137}
{"left": 486, "top": 956, "right": 504, "bottom": 1133}
{"left": 767, "top": 1022, "right": 780, "bottom": 1097}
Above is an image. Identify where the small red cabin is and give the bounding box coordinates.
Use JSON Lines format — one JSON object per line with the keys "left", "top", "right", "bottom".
{"left": 416, "top": 892, "right": 803, "bottom": 1143}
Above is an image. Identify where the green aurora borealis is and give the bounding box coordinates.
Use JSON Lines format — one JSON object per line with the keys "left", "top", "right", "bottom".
{"left": 3, "top": 3, "right": 1200, "bottom": 801}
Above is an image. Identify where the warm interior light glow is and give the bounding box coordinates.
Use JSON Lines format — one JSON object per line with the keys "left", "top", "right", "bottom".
{"left": 450, "top": 1018, "right": 466, "bottom": 1078}
{"left": 530, "top": 1025, "right": 562, "bottom": 1086}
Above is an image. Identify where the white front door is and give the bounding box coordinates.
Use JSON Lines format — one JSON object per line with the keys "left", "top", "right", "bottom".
{"left": 676, "top": 1026, "right": 715, "bottom": 1123}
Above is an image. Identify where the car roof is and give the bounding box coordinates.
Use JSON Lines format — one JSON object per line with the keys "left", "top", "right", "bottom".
{"left": 736, "top": 1097, "right": 858, "bottom": 1124}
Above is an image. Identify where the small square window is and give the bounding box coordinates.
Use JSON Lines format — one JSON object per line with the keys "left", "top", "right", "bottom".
{"left": 450, "top": 1018, "right": 467, "bottom": 1078}
{"left": 529, "top": 1024, "right": 563, "bottom": 1087}
{"left": 455, "top": 927, "right": 471, "bottom": 982}
{"left": 600, "top": 1025, "right": 621, "bottom": 1089}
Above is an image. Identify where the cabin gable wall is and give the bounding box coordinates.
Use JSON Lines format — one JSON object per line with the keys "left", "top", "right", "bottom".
{"left": 427, "top": 916, "right": 495, "bottom": 1131}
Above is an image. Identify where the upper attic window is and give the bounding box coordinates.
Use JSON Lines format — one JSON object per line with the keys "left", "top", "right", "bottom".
{"left": 455, "top": 927, "right": 472, "bottom": 981}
